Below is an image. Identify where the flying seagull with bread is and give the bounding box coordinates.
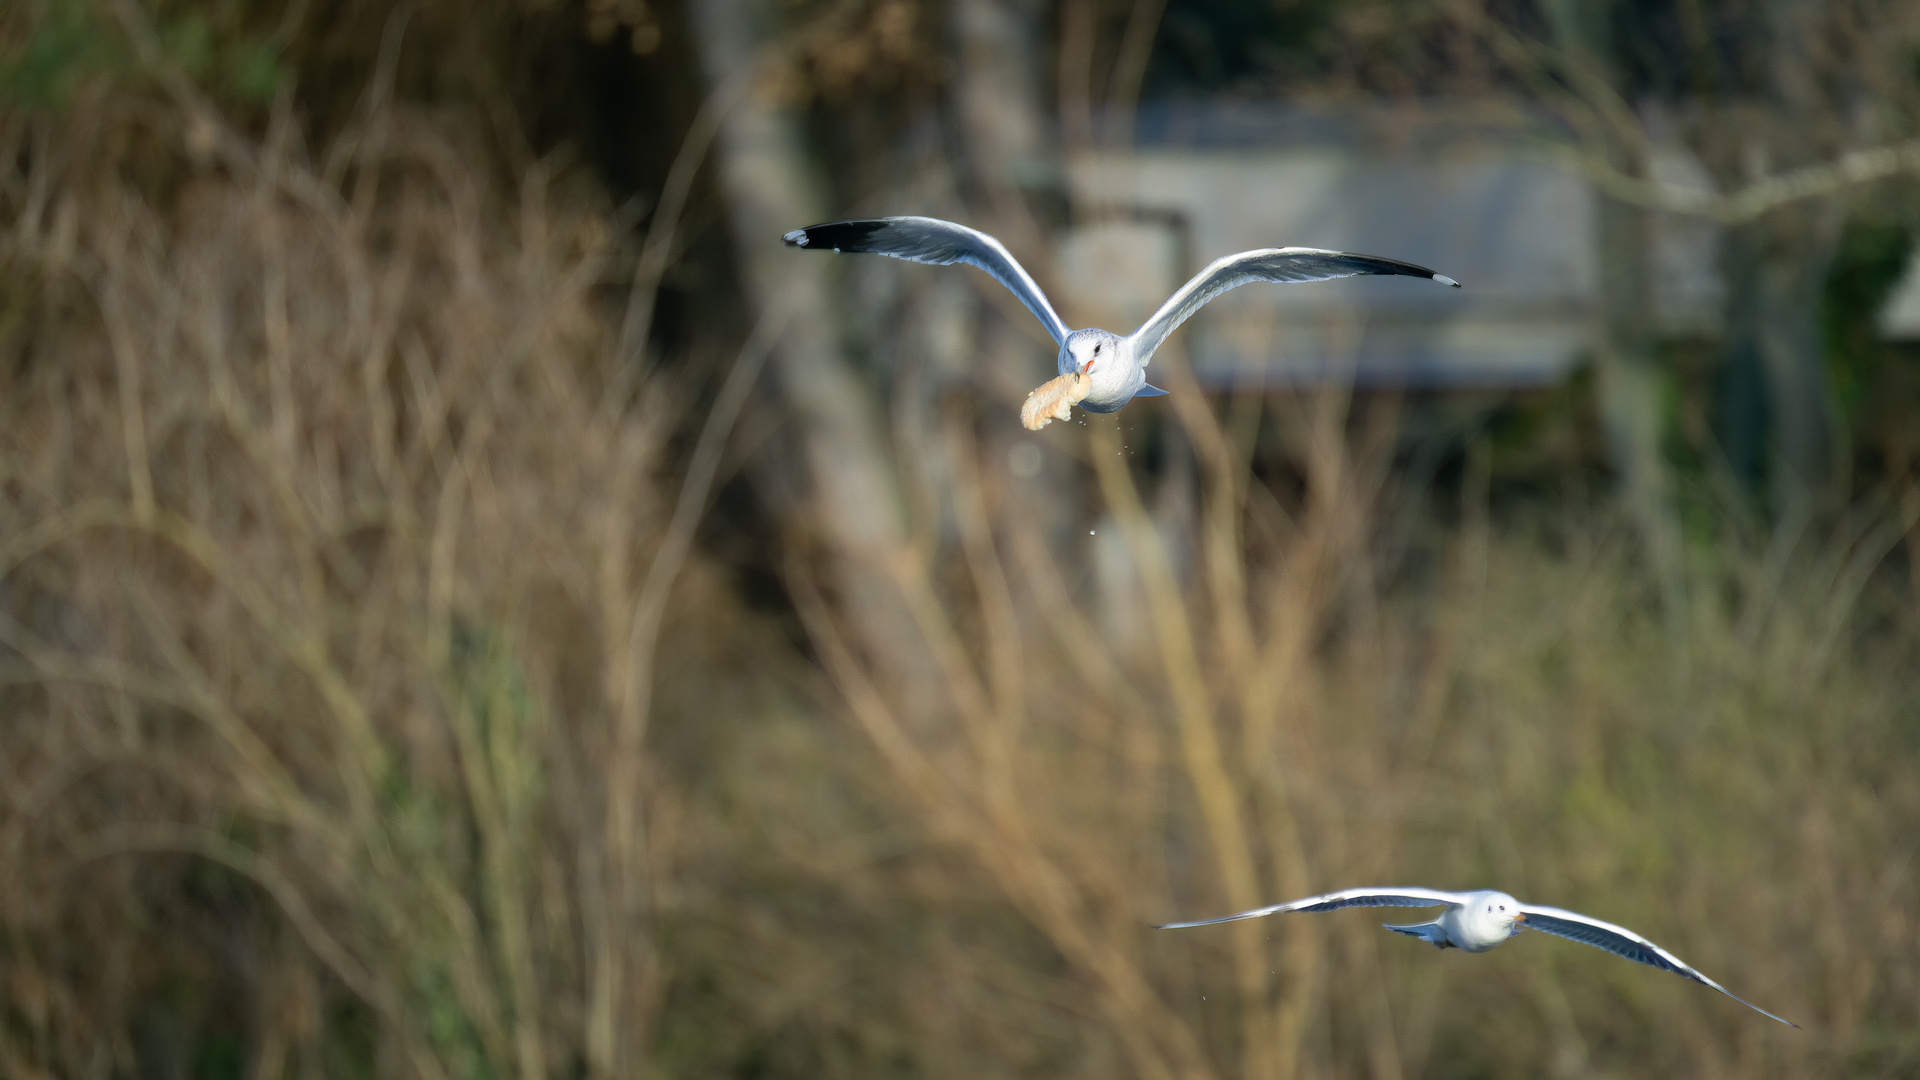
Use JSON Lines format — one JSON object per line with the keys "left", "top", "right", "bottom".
{"left": 783, "top": 215, "right": 1460, "bottom": 429}
{"left": 1158, "top": 886, "right": 1797, "bottom": 1027}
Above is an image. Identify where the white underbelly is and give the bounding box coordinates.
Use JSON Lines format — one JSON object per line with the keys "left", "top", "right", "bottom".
{"left": 1084, "top": 366, "right": 1142, "bottom": 410}
{"left": 1442, "top": 910, "right": 1511, "bottom": 952}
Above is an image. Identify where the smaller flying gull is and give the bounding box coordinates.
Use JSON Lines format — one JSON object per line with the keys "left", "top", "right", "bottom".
{"left": 1157, "top": 887, "right": 1796, "bottom": 1027}
{"left": 783, "top": 216, "right": 1460, "bottom": 429}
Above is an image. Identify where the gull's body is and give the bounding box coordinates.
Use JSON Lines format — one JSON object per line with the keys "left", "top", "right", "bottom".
{"left": 1158, "top": 886, "right": 1796, "bottom": 1027}
{"left": 782, "top": 217, "right": 1459, "bottom": 416}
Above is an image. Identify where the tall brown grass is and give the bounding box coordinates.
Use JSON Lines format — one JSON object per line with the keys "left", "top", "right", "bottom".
{"left": 3, "top": 97, "right": 1919, "bottom": 1080}
{"left": 0, "top": 95, "right": 756, "bottom": 1079}
{"left": 794, "top": 350, "right": 1920, "bottom": 1080}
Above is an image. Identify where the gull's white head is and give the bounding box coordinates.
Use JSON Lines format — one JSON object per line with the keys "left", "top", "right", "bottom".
{"left": 1441, "top": 890, "right": 1529, "bottom": 952}
{"left": 1479, "top": 891, "right": 1526, "bottom": 933}
{"left": 1064, "top": 328, "right": 1122, "bottom": 377}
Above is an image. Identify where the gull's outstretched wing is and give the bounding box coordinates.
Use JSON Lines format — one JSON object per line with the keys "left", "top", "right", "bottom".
{"left": 1518, "top": 905, "right": 1798, "bottom": 1027}
{"left": 1156, "top": 887, "right": 1468, "bottom": 929}
{"left": 784, "top": 216, "right": 1070, "bottom": 344}
{"left": 1126, "top": 248, "right": 1460, "bottom": 366}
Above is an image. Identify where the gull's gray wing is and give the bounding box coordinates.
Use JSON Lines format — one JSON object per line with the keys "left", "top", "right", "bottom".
{"left": 1156, "top": 886, "right": 1468, "bottom": 929}
{"left": 784, "top": 216, "right": 1070, "bottom": 344}
{"left": 1125, "top": 248, "right": 1460, "bottom": 366}
{"left": 1519, "top": 905, "right": 1798, "bottom": 1027}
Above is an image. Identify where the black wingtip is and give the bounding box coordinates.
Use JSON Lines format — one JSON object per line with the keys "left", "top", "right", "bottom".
{"left": 782, "top": 219, "right": 891, "bottom": 254}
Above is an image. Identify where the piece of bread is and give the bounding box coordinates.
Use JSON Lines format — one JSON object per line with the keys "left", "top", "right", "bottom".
{"left": 1020, "top": 371, "right": 1090, "bottom": 430}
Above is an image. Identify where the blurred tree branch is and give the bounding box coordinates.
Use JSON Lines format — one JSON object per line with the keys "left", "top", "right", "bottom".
{"left": 1449, "top": 0, "right": 1914, "bottom": 535}
{"left": 1569, "top": 138, "right": 1920, "bottom": 225}
{"left": 1456, "top": 0, "right": 1692, "bottom": 627}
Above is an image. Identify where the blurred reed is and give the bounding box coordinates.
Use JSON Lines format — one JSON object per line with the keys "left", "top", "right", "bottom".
{"left": 792, "top": 331, "right": 1920, "bottom": 1080}
{"left": 0, "top": 95, "right": 742, "bottom": 1079}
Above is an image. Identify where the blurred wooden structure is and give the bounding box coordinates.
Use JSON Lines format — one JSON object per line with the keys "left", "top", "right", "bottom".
{"left": 1061, "top": 102, "right": 1916, "bottom": 388}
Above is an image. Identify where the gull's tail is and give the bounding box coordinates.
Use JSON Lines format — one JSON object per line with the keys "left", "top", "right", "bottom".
{"left": 1384, "top": 921, "right": 1452, "bottom": 949}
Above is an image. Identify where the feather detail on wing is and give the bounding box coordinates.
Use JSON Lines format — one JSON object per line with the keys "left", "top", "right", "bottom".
{"left": 784, "top": 216, "right": 1070, "bottom": 344}
{"left": 1519, "top": 905, "right": 1798, "bottom": 1027}
{"left": 1125, "top": 248, "right": 1460, "bottom": 366}
{"left": 1156, "top": 887, "right": 1467, "bottom": 929}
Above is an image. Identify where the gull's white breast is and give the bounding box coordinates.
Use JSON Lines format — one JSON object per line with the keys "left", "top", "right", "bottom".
{"left": 1086, "top": 338, "right": 1143, "bottom": 410}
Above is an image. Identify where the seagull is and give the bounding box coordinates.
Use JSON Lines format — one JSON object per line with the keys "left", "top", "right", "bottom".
{"left": 1157, "top": 886, "right": 1797, "bottom": 1027}
{"left": 782, "top": 216, "right": 1459, "bottom": 419}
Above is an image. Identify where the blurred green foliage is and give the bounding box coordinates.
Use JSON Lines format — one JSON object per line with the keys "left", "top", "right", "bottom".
{"left": 1824, "top": 217, "right": 1914, "bottom": 425}
{"left": 1147, "top": 0, "right": 1339, "bottom": 95}
{"left": 1, "top": 0, "right": 124, "bottom": 105}
{"left": 1, "top": 0, "right": 285, "bottom": 106}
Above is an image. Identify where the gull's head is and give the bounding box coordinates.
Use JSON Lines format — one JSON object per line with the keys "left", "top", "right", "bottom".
{"left": 1065, "top": 329, "right": 1121, "bottom": 377}
{"left": 1478, "top": 892, "right": 1526, "bottom": 932}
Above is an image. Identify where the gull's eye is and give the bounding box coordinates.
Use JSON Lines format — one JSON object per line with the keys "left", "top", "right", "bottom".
{"left": 1499, "top": 905, "right": 1506, "bottom": 911}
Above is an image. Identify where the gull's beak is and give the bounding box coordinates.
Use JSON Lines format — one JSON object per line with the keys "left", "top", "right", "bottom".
{"left": 1510, "top": 913, "right": 1527, "bottom": 925}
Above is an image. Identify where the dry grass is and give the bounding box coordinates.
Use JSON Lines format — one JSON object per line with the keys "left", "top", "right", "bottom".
{"left": 793, "top": 357, "right": 1920, "bottom": 1080}
{"left": 2, "top": 95, "right": 1919, "bottom": 1080}
{"left": 0, "top": 96, "right": 753, "bottom": 1079}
